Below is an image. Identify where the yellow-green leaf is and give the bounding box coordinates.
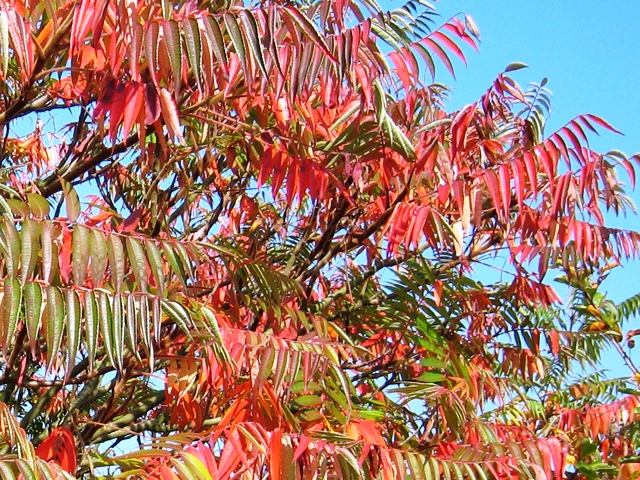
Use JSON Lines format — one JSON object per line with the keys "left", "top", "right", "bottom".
{"left": 107, "top": 234, "right": 125, "bottom": 292}
{"left": 72, "top": 224, "right": 90, "bottom": 286}
{"left": 23, "top": 281, "right": 42, "bottom": 357}
{"left": 2, "top": 278, "right": 21, "bottom": 356}
{"left": 45, "top": 286, "right": 64, "bottom": 372}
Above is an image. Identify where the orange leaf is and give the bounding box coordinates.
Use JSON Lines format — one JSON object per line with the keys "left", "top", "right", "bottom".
{"left": 35, "top": 426, "right": 77, "bottom": 474}
{"left": 549, "top": 330, "right": 560, "bottom": 356}
{"left": 159, "top": 88, "right": 185, "bottom": 144}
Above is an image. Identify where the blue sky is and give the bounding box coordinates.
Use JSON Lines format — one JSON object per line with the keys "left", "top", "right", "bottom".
{"left": 430, "top": 2, "right": 640, "bottom": 296}
{"left": 434, "top": 1, "right": 640, "bottom": 161}
{"left": 428, "top": 2, "right": 640, "bottom": 374}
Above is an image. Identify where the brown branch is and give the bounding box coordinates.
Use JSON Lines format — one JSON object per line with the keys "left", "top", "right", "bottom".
{"left": 88, "top": 390, "right": 166, "bottom": 444}
{"left": 38, "top": 132, "right": 140, "bottom": 198}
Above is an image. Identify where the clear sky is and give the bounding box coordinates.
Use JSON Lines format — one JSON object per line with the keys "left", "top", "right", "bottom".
{"left": 428, "top": 1, "right": 640, "bottom": 375}
{"left": 429, "top": 1, "right": 640, "bottom": 298}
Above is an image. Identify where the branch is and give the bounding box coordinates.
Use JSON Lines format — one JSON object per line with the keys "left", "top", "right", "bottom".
{"left": 314, "top": 242, "right": 431, "bottom": 311}
{"left": 38, "top": 132, "right": 140, "bottom": 198}
{"left": 88, "top": 390, "right": 166, "bottom": 444}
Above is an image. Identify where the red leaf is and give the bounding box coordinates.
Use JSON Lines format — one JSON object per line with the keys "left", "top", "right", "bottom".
{"left": 535, "top": 438, "right": 552, "bottom": 480}
{"left": 69, "top": 0, "right": 95, "bottom": 59}
{"left": 107, "top": 81, "right": 127, "bottom": 143}
{"left": 498, "top": 164, "right": 511, "bottom": 218}
{"left": 484, "top": 169, "right": 503, "bottom": 220}
{"left": 431, "top": 30, "right": 467, "bottom": 65}
{"left": 258, "top": 146, "right": 276, "bottom": 188}
{"left": 549, "top": 133, "right": 570, "bottom": 167}
{"left": 549, "top": 330, "right": 560, "bottom": 356}
{"left": 421, "top": 37, "right": 456, "bottom": 78}
{"left": 562, "top": 125, "right": 586, "bottom": 163}
{"left": 584, "top": 113, "right": 623, "bottom": 134}
{"left": 433, "top": 279, "right": 443, "bottom": 307}
{"left": 159, "top": 465, "right": 181, "bottom": 480}
{"left": 444, "top": 19, "right": 479, "bottom": 51}
{"left": 551, "top": 173, "right": 569, "bottom": 217}
{"left": 569, "top": 117, "right": 589, "bottom": 144}
{"left": 270, "top": 428, "right": 283, "bottom": 480}
{"left": 389, "top": 50, "right": 413, "bottom": 93}
{"left": 512, "top": 159, "right": 526, "bottom": 210}
{"left": 118, "top": 208, "right": 144, "bottom": 233}
{"left": 524, "top": 152, "right": 539, "bottom": 198}
{"left": 546, "top": 437, "right": 565, "bottom": 480}
{"left": 285, "top": 157, "right": 299, "bottom": 205}
{"left": 271, "top": 151, "right": 287, "bottom": 198}
{"left": 537, "top": 145, "right": 556, "bottom": 187}
{"left": 121, "top": 82, "right": 143, "bottom": 141}
{"left": 408, "top": 206, "right": 429, "bottom": 248}
{"left": 35, "top": 426, "right": 77, "bottom": 474}
{"left": 354, "top": 63, "right": 373, "bottom": 108}
{"left": 144, "top": 83, "right": 161, "bottom": 125}
{"left": 59, "top": 225, "right": 72, "bottom": 284}
{"left": 451, "top": 104, "right": 475, "bottom": 157}
{"left": 622, "top": 158, "right": 636, "bottom": 189}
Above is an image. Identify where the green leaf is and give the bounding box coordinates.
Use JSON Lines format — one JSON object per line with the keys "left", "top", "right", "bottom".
{"left": 416, "top": 372, "right": 446, "bottom": 383}
{"left": 90, "top": 229, "right": 108, "bottom": 288}
{"left": 291, "top": 394, "right": 323, "bottom": 408}
{"left": 145, "top": 240, "right": 165, "bottom": 297}
{"left": 223, "top": 13, "right": 250, "bottom": 82}
{"left": 239, "top": 9, "right": 268, "bottom": 77}
{"left": 504, "top": 61, "right": 528, "bottom": 72}
{"left": 20, "top": 218, "right": 40, "bottom": 285}
{"left": 2, "top": 219, "right": 20, "bottom": 280}
{"left": 45, "top": 286, "right": 64, "bottom": 372}
{"left": 125, "top": 294, "right": 140, "bottom": 363}
{"left": 162, "top": 242, "right": 187, "bottom": 288}
{"left": 15, "top": 460, "right": 37, "bottom": 480}
{"left": 171, "top": 457, "right": 200, "bottom": 480}
{"left": 173, "top": 241, "right": 194, "bottom": 283}
{"left": 60, "top": 179, "right": 81, "bottom": 222}
{"left": 200, "top": 306, "right": 225, "bottom": 346}
{"left": 84, "top": 291, "right": 98, "bottom": 372}
{"left": 23, "top": 282, "right": 42, "bottom": 357}
{"left": 107, "top": 234, "right": 125, "bottom": 292}
{"left": 200, "top": 16, "right": 227, "bottom": 72}
{"left": 145, "top": 21, "right": 160, "bottom": 85}
{"left": 335, "top": 447, "right": 362, "bottom": 480}
{"left": 2, "top": 278, "right": 21, "bottom": 356}
{"left": 182, "top": 17, "right": 202, "bottom": 90}
{"left": 126, "top": 237, "right": 148, "bottom": 291}
{"left": 281, "top": 6, "right": 335, "bottom": 62}
{"left": 112, "top": 293, "right": 125, "bottom": 370}
{"left": 0, "top": 459, "right": 17, "bottom": 480}
{"left": 25, "top": 193, "right": 50, "bottom": 219}
{"left": 65, "top": 289, "right": 81, "bottom": 380}
{"left": 98, "top": 291, "right": 117, "bottom": 370}
{"left": 0, "top": 10, "right": 8, "bottom": 76}
{"left": 161, "top": 299, "right": 192, "bottom": 338}
{"left": 72, "top": 224, "right": 90, "bottom": 286}
{"left": 40, "top": 221, "right": 55, "bottom": 284}
{"left": 162, "top": 20, "right": 183, "bottom": 93}
{"left": 138, "top": 297, "right": 152, "bottom": 365}
{"left": 177, "top": 453, "right": 213, "bottom": 480}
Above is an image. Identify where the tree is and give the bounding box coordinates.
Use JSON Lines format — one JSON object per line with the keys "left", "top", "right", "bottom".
{"left": 0, "top": 0, "right": 638, "bottom": 478}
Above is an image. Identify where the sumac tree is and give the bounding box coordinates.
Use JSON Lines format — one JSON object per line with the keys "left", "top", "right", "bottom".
{"left": 0, "top": 0, "right": 637, "bottom": 478}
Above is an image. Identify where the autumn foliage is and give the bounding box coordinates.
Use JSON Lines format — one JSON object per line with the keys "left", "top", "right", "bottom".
{"left": 0, "top": 0, "right": 638, "bottom": 478}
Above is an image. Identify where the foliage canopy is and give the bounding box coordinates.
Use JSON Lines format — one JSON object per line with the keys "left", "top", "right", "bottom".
{"left": 0, "top": 0, "right": 638, "bottom": 478}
